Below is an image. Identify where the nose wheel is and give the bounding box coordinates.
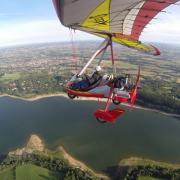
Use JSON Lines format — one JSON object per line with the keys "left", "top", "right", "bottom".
{"left": 112, "top": 99, "right": 121, "bottom": 105}
{"left": 96, "top": 117, "right": 107, "bottom": 123}
{"left": 68, "top": 93, "right": 76, "bottom": 99}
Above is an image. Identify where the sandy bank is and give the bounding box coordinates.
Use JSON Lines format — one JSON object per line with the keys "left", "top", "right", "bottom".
{"left": 59, "top": 146, "right": 109, "bottom": 179}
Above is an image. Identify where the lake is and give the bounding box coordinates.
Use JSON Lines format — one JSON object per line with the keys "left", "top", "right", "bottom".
{"left": 0, "top": 96, "right": 180, "bottom": 171}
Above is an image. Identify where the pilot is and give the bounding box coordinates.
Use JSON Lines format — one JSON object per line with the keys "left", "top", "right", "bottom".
{"left": 87, "top": 66, "right": 102, "bottom": 85}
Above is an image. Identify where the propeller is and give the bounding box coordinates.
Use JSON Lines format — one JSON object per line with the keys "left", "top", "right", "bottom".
{"left": 130, "top": 66, "right": 140, "bottom": 111}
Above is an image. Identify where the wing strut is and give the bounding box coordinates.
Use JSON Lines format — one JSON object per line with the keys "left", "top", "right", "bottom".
{"left": 109, "top": 36, "right": 116, "bottom": 76}
{"left": 77, "top": 38, "right": 110, "bottom": 77}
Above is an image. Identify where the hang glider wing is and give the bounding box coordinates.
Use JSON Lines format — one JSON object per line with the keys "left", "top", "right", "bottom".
{"left": 53, "top": 0, "right": 178, "bottom": 55}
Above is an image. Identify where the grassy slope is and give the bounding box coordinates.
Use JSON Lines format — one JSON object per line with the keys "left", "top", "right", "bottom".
{"left": 16, "top": 164, "right": 61, "bottom": 180}
{"left": 119, "top": 157, "right": 180, "bottom": 169}
{"left": 0, "top": 167, "right": 14, "bottom": 180}
{"left": 138, "top": 176, "right": 161, "bottom": 180}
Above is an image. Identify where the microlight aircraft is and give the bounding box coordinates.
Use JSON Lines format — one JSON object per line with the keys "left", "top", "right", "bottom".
{"left": 52, "top": 0, "right": 178, "bottom": 123}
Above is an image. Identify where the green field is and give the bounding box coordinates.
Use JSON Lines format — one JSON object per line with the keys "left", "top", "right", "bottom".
{"left": 138, "top": 176, "right": 161, "bottom": 180}
{"left": 0, "top": 164, "right": 61, "bottom": 180}
{"left": 16, "top": 164, "right": 60, "bottom": 180}
{"left": 0, "top": 72, "right": 22, "bottom": 82}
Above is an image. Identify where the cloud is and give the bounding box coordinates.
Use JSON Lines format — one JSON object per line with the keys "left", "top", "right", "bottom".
{"left": 141, "top": 19, "right": 180, "bottom": 44}
{"left": 1, "top": 11, "right": 180, "bottom": 47}
{"left": 140, "top": 5, "right": 180, "bottom": 44}
{"left": 0, "top": 19, "right": 98, "bottom": 47}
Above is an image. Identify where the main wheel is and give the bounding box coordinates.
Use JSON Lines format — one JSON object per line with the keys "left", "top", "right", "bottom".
{"left": 96, "top": 118, "right": 107, "bottom": 123}
{"left": 68, "top": 93, "right": 76, "bottom": 99}
{"left": 112, "top": 99, "right": 121, "bottom": 105}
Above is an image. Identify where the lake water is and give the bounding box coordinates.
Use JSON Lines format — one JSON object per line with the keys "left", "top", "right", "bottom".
{"left": 0, "top": 96, "right": 180, "bottom": 171}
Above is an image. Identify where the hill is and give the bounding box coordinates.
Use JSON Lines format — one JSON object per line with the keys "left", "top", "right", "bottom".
{"left": 0, "top": 134, "right": 107, "bottom": 180}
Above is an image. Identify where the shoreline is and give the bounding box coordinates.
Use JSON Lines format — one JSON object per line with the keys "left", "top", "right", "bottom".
{"left": 58, "top": 145, "right": 109, "bottom": 179}
{"left": 7, "top": 133, "right": 109, "bottom": 179}
{"left": 0, "top": 93, "right": 180, "bottom": 118}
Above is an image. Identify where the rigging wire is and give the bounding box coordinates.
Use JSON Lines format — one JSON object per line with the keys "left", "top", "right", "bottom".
{"left": 69, "top": 28, "right": 78, "bottom": 74}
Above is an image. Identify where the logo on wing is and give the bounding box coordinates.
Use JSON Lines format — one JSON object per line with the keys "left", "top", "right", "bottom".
{"left": 89, "top": 14, "right": 108, "bottom": 25}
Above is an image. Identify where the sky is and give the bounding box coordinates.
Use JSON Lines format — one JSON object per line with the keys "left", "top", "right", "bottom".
{"left": 0, "top": 0, "right": 180, "bottom": 47}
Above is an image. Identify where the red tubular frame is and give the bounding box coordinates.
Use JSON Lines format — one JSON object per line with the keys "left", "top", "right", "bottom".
{"left": 104, "top": 87, "right": 114, "bottom": 112}
{"left": 104, "top": 37, "right": 115, "bottom": 112}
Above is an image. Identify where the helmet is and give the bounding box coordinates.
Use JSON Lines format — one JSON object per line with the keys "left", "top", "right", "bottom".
{"left": 125, "top": 74, "right": 130, "bottom": 78}
{"left": 95, "top": 66, "right": 101, "bottom": 72}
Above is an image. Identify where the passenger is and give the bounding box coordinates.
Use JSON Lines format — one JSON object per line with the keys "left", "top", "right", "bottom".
{"left": 71, "top": 66, "right": 102, "bottom": 91}
{"left": 71, "top": 77, "right": 89, "bottom": 90}
{"left": 114, "top": 74, "right": 129, "bottom": 90}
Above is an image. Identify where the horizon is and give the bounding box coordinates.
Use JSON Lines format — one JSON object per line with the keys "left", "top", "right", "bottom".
{"left": 1, "top": 39, "right": 180, "bottom": 50}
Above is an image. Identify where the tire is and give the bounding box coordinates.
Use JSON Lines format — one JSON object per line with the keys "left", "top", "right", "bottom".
{"left": 96, "top": 118, "right": 107, "bottom": 123}
{"left": 68, "top": 93, "right": 76, "bottom": 99}
{"left": 112, "top": 99, "right": 121, "bottom": 105}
